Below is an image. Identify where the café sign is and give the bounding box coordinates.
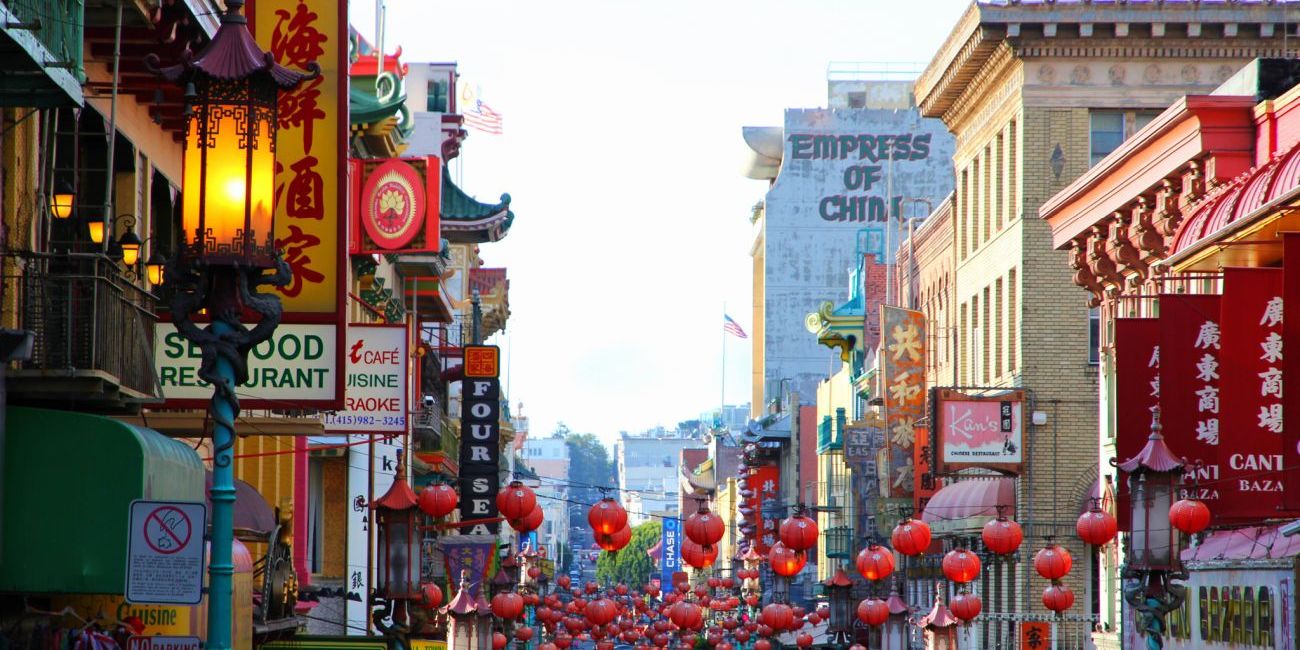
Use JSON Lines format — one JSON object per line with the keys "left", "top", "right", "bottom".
{"left": 323, "top": 324, "right": 408, "bottom": 433}
{"left": 155, "top": 323, "right": 338, "bottom": 407}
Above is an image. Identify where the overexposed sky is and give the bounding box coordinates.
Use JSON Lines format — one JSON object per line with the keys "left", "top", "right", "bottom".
{"left": 350, "top": 0, "right": 972, "bottom": 445}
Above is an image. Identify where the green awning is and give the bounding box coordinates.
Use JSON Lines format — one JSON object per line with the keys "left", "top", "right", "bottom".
{"left": 0, "top": 406, "right": 204, "bottom": 594}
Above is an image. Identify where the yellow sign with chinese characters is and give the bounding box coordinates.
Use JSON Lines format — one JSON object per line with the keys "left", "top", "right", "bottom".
{"left": 254, "top": 0, "right": 345, "bottom": 314}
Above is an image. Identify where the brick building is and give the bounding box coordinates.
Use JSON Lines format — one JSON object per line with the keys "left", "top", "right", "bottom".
{"left": 909, "top": 2, "right": 1296, "bottom": 647}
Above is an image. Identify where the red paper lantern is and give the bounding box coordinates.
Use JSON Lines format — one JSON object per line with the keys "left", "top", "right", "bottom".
{"left": 754, "top": 640, "right": 772, "bottom": 650}
{"left": 796, "top": 633, "right": 813, "bottom": 647}
{"left": 492, "top": 632, "right": 508, "bottom": 650}
{"left": 598, "top": 524, "right": 633, "bottom": 552}
{"left": 760, "top": 603, "right": 794, "bottom": 631}
{"left": 1043, "top": 583, "right": 1075, "bottom": 613}
{"left": 891, "top": 518, "right": 932, "bottom": 556}
{"left": 941, "top": 549, "right": 981, "bottom": 584}
{"left": 1076, "top": 509, "right": 1118, "bottom": 546}
{"left": 681, "top": 538, "right": 719, "bottom": 569}
{"left": 515, "top": 627, "right": 535, "bottom": 642}
{"left": 557, "top": 575, "right": 571, "bottom": 589}
{"left": 587, "top": 598, "right": 617, "bottom": 626}
{"left": 768, "top": 542, "right": 806, "bottom": 577}
{"left": 492, "top": 591, "right": 525, "bottom": 620}
{"left": 856, "top": 598, "right": 889, "bottom": 626}
{"left": 1033, "top": 545, "right": 1073, "bottom": 580}
{"left": 418, "top": 582, "right": 443, "bottom": 610}
{"left": 511, "top": 504, "right": 545, "bottom": 533}
{"left": 1169, "top": 498, "right": 1211, "bottom": 534}
{"left": 589, "top": 498, "right": 628, "bottom": 536}
{"left": 779, "top": 514, "right": 819, "bottom": 552}
{"left": 685, "top": 507, "right": 726, "bottom": 549}
{"left": 416, "top": 483, "right": 458, "bottom": 518}
{"left": 855, "top": 544, "right": 896, "bottom": 581}
{"left": 981, "top": 517, "right": 1023, "bottom": 555}
{"left": 497, "top": 480, "right": 538, "bottom": 521}
{"left": 950, "top": 591, "right": 982, "bottom": 622}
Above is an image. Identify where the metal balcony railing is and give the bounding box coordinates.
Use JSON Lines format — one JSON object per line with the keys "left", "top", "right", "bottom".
{"left": 3, "top": 252, "right": 160, "bottom": 403}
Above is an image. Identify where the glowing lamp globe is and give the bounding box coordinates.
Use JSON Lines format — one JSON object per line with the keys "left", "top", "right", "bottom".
{"left": 589, "top": 498, "right": 628, "bottom": 536}
{"left": 768, "top": 542, "right": 806, "bottom": 577}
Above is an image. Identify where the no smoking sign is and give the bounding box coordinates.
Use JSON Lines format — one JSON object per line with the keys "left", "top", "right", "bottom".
{"left": 126, "top": 500, "right": 206, "bottom": 605}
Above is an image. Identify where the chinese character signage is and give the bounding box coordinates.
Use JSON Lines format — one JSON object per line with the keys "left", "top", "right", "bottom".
{"left": 1020, "top": 621, "right": 1049, "bottom": 650}
{"left": 749, "top": 464, "right": 780, "bottom": 554}
{"left": 660, "top": 517, "right": 681, "bottom": 586}
{"left": 880, "top": 306, "right": 925, "bottom": 497}
{"left": 323, "top": 324, "right": 408, "bottom": 433}
{"left": 350, "top": 156, "right": 442, "bottom": 255}
{"left": 862, "top": 254, "right": 888, "bottom": 364}
{"left": 1217, "top": 268, "right": 1284, "bottom": 520}
{"left": 1287, "top": 234, "right": 1300, "bottom": 510}
{"left": 934, "top": 389, "right": 1025, "bottom": 473}
{"left": 346, "top": 431, "right": 403, "bottom": 635}
{"left": 459, "top": 345, "right": 501, "bottom": 535}
{"left": 1159, "top": 294, "right": 1223, "bottom": 510}
{"left": 913, "top": 427, "right": 937, "bottom": 513}
{"left": 1114, "top": 318, "right": 1160, "bottom": 531}
{"left": 843, "top": 424, "right": 883, "bottom": 464}
{"left": 441, "top": 538, "right": 498, "bottom": 599}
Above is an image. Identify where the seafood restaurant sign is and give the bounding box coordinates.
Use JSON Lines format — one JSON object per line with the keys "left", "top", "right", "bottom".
{"left": 154, "top": 323, "right": 338, "bottom": 406}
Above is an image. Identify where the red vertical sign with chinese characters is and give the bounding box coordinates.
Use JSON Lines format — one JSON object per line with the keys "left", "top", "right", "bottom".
{"left": 253, "top": 0, "right": 348, "bottom": 407}
{"left": 881, "top": 306, "right": 925, "bottom": 498}
{"left": 1114, "top": 318, "right": 1159, "bottom": 531}
{"left": 1218, "top": 268, "right": 1285, "bottom": 520}
{"left": 912, "top": 427, "right": 936, "bottom": 514}
{"left": 749, "top": 465, "right": 780, "bottom": 554}
{"left": 1159, "top": 293, "right": 1222, "bottom": 510}
{"left": 862, "top": 254, "right": 888, "bottom": 359}
{"left": 1287, "top": 235, "right": 1300, "bottom": 510}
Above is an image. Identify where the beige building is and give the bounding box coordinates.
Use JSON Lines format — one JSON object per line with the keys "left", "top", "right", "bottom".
{"left": 912, "top": 2, "right": 1294, "bottom": 647}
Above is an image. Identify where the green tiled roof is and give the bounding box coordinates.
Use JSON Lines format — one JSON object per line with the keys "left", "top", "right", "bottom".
{"left": 440, "top": 165, "right": 514, "bottom": 243}
{"left": 350, "top": 83, "right": 407, "bottom": 126}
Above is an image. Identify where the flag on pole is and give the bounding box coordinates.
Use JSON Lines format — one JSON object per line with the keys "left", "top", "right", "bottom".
{"left": 723, "top": 314, "right": 748, "bottom": 339}
{"left": 463, "top": 100, "right": 503, "bottom": 135}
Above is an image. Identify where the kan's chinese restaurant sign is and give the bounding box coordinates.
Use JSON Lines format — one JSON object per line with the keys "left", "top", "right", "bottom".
{"left": 880, "top": 306, "right": 925, "bottom": 497}
{"left": 253, "top": 0, "right": 348, "bottom": 406}
{"left": 934, "top": 389, "right": 1024, "bottom": 474}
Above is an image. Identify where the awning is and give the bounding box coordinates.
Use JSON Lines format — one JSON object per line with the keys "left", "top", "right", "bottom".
{"left": 646, "top": 539, "right": 663, "bottom": 560}
{"left": 1183, "top": 523, "right": 1300, "bottom": 562}
{"left": 205, "top": 471, "right": 277, "bottom": 539}
{"left": 921, "top": 477, "right": 1015, "bottom": 535}
{"left": 1169, "top": 138, "right": 1300, "bottom": 269}
{"left": 1, "top": 407, "right": 205, "bottom": 594}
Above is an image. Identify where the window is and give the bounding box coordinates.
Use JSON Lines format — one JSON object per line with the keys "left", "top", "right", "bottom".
{"left": 1089, "top": 306, "right": 1101, "bottom": 365}
{"left": 1091, "top": 110, "right": 1162, "bottom": 166}
{"left": 427, "top": 79, "right": 450, "bottom": 113}
{"left": 847, "top": 91, "right": 866, "bottom": 109}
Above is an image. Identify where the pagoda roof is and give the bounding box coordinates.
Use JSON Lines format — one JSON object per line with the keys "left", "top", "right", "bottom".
{"left": 441, "top": 166, "right": 514, "bottom": 243}
{"left": 350, "top": 84, "right": 408, "bottom": 127}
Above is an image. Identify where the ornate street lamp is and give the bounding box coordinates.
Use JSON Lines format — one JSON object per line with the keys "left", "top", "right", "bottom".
{"left": 147, "top": 2, "right": 317, "bottom": 649}
{"left": 1116, "top": 407, "right": 1188, "bottom": 649}
{"left": 49, "top": 179, "right": 74, "bottom": 219}
{"left": 823, "top": 568, "right": 854, "bottom": 646}
{"left": 373, "top": 451, "right": 422, "bottom": 621}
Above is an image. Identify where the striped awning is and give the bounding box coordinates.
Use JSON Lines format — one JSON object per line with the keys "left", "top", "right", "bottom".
{"left": 921, "top": 477, "right": 1015, "bottom": 535}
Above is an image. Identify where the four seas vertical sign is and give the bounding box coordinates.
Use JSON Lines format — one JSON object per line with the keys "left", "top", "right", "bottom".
{"left": 460, "top": 346, "right": 502, "bottom": 534}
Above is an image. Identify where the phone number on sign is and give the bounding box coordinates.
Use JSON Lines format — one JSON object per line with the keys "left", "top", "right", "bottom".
{"left": 323, "top": 415, "right": 407, "bottom": 427}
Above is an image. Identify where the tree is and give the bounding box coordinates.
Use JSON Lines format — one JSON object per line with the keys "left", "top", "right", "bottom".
{"left": 595, "top": 520, "right": 660, "bottom": 586}
{"left": 565, "top": 432, "right": 615, "bottom": 529}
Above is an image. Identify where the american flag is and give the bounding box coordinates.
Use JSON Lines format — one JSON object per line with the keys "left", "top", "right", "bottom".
{"left": 724, "top": 314, "right": 748, "bottom": 339}
{"left": 463, "top": 100, "right": 503, "bottom": 135}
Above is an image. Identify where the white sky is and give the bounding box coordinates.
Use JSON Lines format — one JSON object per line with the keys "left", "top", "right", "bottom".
{"left": 349, "top": 0, "right": 973, "bottom": 446}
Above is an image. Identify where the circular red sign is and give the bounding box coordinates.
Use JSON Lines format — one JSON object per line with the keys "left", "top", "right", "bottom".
{"left": 361, "top": 159, "right": 425, "bottom": 250}
{"left": 144, "top": 506, "right": 192, "bottom": 555}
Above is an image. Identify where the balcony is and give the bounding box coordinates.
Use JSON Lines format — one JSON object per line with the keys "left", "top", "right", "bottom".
{"left": 3, "top": 252, "right": 161, "bottom": 410}
{"left": 0, "top": 0, "right": 84, "bottom": 107}
{"left": 818, "top": 415, "right": 841, "bottom": 453}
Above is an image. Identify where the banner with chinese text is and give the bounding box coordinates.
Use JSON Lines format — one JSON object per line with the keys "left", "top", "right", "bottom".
{"left": 749, "top": 464, "right": 780, "bottom": 554}
{"left": 913, "top": 427, "right": 937, "bottom": 514}
{"left": 1158, "top": 293, "right": 1223, "bottom": 511}
{"left": 1114, "top": 318, "right": 1160, "bottom": 531}
{"left": 1217, "top": 268, "right": 1284, "bottom": 520}
{"left": 1287, "top": 235, "right": 1300, "bottom": 510}
{"left": 254, "top": 0, "right": 348, "bottom": 406}
{"left": 880, "top": 306, "right": 925, "bottom": 498}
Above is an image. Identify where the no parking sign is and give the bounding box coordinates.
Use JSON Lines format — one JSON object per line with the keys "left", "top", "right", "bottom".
{"left": 125, "top": 500, "right": 207, "bottom": 604}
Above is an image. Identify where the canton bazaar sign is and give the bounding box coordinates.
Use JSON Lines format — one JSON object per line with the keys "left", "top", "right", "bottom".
{"left": 1156, "top": 563, "right": 1294, "bottom": 650}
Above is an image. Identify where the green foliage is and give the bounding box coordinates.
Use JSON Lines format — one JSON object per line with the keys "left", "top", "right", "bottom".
{"left": 564, "top": 429, "right": 615, "bottom": 522}
{"left": 595, "top": 520, "right": 660, "bottom": 586}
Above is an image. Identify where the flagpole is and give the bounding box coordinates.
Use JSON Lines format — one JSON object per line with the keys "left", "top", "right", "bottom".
{"left": 720, "top": 303, "right": 726, "bottom": 429}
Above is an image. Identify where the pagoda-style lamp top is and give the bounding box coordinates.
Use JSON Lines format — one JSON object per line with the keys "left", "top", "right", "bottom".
{"left": 1117, "top": 407, "right": 1186, "bottom": 573}
{"left": 1118, "top": 408, "right": 1186, "bottom": 476}
{"left": 147, "top": 0, "right": 319, "bottom": 269}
